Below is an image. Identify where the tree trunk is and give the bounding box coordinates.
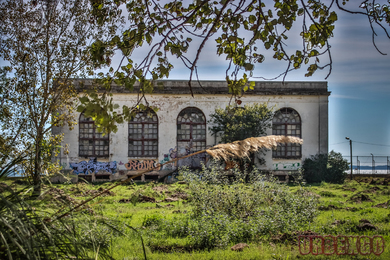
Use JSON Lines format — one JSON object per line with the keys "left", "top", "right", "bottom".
{"left": 32, "top": 138, "right": 42, "bottom": 197}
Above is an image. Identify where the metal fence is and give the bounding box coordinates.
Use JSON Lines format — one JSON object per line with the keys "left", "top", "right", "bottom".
{"left": 343, "top": 156, "right": 390, "bottom": 174}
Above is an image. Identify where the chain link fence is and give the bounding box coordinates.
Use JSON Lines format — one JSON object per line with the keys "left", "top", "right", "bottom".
{"left": 343, "top": 156, "right": 390, "bottom": 174}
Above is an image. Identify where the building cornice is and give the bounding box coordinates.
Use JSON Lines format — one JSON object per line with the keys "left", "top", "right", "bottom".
{"left": 73, "top": 79, "right": 330, "bottom": 96}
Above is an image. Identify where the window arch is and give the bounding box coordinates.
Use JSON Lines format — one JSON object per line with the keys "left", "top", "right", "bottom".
{"left": 79, "top": 114, "right": 109, "bottom": 157}
{"left": 272, "top": 108, "right": 301, "bottom": 158}
{"left": 128, "top": 109, "right": 158, "bottom": 157}
{"left": 177, "top": 107, "right": 206, "bottom": 154}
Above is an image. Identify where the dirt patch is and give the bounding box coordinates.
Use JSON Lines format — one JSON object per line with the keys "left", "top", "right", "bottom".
{"left": 171, "top": 191, "right": 189, "bottom": 200}
{"left": 231, "top": 243, "right": 249, "bottom": 251}
{"left": 40, "top": 187, "right": 82, "bottom": 207}
{"left": 363, "top": 186, "right": 381, "bottom": 193}
{"left": 119, "top": 194, "right": 156, "bottom": 203}
{"left": 366, "top": 178, "right": 390, "bottom": 185}
{"left": 164, "top": 197, "right": 179, "bottom": 202}
{"left": 342, "top": 186, "right": 356, "bottom": 192}
{"left": 138, "top": 195, "right": 156, "bottom": 202}
{"left": 318, "top": 204, "right": 342, "bottom": 210}
{"left": 331, "top": 220, "right": 346, "bottom": 226}
{"left": 119, "top": 198, "right": 132, "bottom": 203}
{"left": 152, "top": 185, "right": 168, "bottom": 192}
{"left": 149, "top": 244, "right": 195, "bottom": 253}
{"left": 359, "top": 219, "right": 371, "bottom": 224}
{"left": 373, "top": 200, "right": 390, "bottom": 208}
{"left": 357, "top": 223, "right": 377, "bottom": 231}
{"left": 172, "top": 209, "right": 187, "bottom": 214}
{"left": 345, "top": 207, "right": 361, "bottom": 212}
{"left": 348, "top": 193, "right": 373, "bottom": 203}
{"left": 271, "top": 230, "right": 318, "bottom": 245}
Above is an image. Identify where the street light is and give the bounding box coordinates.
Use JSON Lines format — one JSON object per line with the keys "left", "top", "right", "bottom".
{"left": 370, "top": 153, "right": 375, "bottom": 173}
{"left": 346, "top": 137, "right": 353, "bottom": 180}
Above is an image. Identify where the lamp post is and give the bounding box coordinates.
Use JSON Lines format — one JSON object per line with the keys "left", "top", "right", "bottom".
{"left": 370, "top": 153, "right": 375, "bottom": 174}
{"left": 346, "top": 137, "right": 353, "bottom": 180}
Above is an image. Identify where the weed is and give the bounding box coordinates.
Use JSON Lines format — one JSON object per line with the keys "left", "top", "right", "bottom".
{"left": 319, "top": 190, "right": 337, "bottom": 197}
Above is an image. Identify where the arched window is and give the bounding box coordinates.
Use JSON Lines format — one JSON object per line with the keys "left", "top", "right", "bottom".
{"left": 177, "top": 107, "right": 206, "bottom": 153}
{"left": 128, "top": 109, "right": 158, "bottom": 157}
{"left": 272, "top": 108, "right": 301, "bottom": 158}
{"left": 79, "top": 114, "right": 109, "bottom": 157}
{"left": 177, "top": 107, "right": 206, "bottom": 168}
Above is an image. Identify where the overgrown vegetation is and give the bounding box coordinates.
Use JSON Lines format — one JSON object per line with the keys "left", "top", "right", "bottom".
{"left": 0, "top": 183, "right": 123, "bottom": 259}
{"left": 2, "top": 172, "right": 390, "bottom": 259}
{"left": 302, "top": 150, "right": 349, "bottom": 184}
{"left": 160, "top": 165, "right": 318, "bottom": 249}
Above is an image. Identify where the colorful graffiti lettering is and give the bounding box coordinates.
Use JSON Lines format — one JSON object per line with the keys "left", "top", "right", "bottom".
{"left": 158, "top": 148, "right": 177, "bottom": 171}
{"left": 273, "top": 162, "right": 301, "bottom": 170}
{"left": 69, "top": 158, "right": 117, "bottom": 174}
{"left": 125, "top": 160, "right": 158, "bottom": 171}
{"left": 169, "top": 147, "right": 177, "bottom": 159}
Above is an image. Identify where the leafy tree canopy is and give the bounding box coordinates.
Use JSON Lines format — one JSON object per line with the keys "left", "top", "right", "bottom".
{"left": 208, "top": 103, "right": 274, "bottom": 167}
{"left": 209, "top": 103, "right": 274, "bottom": 143}
{"left": 0, "top": 0, "right": 121, "bottom": 193}
{"left": 81, "top": 0, "right": 390, "bottom": 133}
{"left": 302, "top": 150, "right": 349, "bottom": 184}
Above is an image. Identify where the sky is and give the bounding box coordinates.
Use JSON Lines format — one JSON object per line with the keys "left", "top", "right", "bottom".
{"left": 2, "top": 2, "right": 389, "bottom": 161}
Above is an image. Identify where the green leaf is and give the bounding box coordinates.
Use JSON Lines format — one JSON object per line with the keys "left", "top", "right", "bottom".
{"left": 79, "top": 96, "right": 89, "bottom": 103}
{"left": 244, "top": 63, "right": 254, "bottom": 71}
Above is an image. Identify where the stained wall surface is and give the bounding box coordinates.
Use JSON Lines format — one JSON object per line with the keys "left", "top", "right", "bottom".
{"left": 53, "top": 80, "right": 330, "bottom": 181}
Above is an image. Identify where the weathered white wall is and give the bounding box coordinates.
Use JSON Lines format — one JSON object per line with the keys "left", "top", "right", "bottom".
{"left": 54, "top": 80, "right": 329, "bottom": 180}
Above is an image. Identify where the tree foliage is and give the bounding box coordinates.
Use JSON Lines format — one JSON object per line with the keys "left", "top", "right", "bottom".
{"left": 80, "top": 0, "right": 390, "bottom": 133}
{"left": 302, "top": 150, "right": 349, "bottom": 184}
{"left": 208, "top": 103, "right": 274, "bottom": 167}
{"left": 209, "top": 103, "right": 274, "bottom": 144}
{"left": 0, "top": 0, "right": 121, "bottom": 194}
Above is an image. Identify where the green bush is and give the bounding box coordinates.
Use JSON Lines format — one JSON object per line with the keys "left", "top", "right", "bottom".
{"left": 302, "top": 151, "right": 349, "bottom": 184}
{"left": 162, "top": 164, "right": 319, "bottom": 249}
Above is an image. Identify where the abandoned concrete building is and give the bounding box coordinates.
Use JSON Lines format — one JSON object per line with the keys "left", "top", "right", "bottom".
{"left": 53, "top": 80, "right": 330, "bottom": 182}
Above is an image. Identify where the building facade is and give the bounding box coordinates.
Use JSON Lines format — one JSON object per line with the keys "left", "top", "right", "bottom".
{"left": 53, "top": 80, "right": 330, "bottom": 182}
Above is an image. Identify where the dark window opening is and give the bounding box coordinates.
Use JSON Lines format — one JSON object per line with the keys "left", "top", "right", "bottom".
{"left": 145, "top": 175, "right": 159, "bottom": 181}
{"left": 128, "top": 110, "right": 158, "bottom": 157}
{"left": 79, "top": 114, "right": 109, "bottom": 157}
{"left": 272, "top": 108, "right": 302, "bottom": 159}
{"left": 177, "top": 107, "right": 207, "bottom": 168}
{"left": 78, "top": 175, "right": 92, "bottom": 183}
{"left": 95, "top": 174, "right": 110, "bottom": 180}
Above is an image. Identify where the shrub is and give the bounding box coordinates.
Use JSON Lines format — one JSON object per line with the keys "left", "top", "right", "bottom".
{"left": 302, "top": 151, "right": 349, "bottom": 184}
{"left": 163, "top": 164, "right": 319, "bottom": 249}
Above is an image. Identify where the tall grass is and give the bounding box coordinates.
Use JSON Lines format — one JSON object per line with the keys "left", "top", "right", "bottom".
{"left": 0, "top": 182, "right": 124, "bottom": 259}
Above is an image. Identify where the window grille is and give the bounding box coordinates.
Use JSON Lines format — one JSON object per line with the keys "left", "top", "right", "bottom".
{"left": 177, "top": 107, "right": 206, "bottom": 153}
{"left": 128, "top": 110, "right": 158, "bottom": 157}
{"left": 79, "top": 114, "right": 109, "bottom": 157}
{"left": 272, "top": 108, "right": 301, "bottom": 158}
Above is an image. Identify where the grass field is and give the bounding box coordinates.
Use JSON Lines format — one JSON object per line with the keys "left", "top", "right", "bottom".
{"left": 1, "top": 174, "right": 389, "bottom": 259}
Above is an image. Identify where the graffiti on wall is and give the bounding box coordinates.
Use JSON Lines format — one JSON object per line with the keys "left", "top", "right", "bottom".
{"left": 125, "top": 160, "right": 158, "bottom": 171}
{"left": 69, "top": 158, "right": 117, "bottom": 174}
{"left": 158, "top": 147, "right": 177, "bottom": 170}
{"left": 273, "top": 162, "right": 301, "bottom": 170}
